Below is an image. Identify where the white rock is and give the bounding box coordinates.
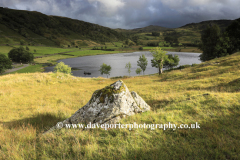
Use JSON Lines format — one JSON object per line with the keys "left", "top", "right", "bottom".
{"left": 44, "top": 80, "right": 151, "bottom": 134}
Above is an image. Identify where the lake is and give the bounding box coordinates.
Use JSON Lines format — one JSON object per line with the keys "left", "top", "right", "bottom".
{"left": 44, "top": 51, "right": 201, "bottom": 78}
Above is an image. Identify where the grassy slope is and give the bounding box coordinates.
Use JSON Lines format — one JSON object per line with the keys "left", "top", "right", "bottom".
{"left": 0, "top": 8, "right": 126, "bottom": 46}
{"left": 0, "top": 52, "right": 240, "bottom": 159}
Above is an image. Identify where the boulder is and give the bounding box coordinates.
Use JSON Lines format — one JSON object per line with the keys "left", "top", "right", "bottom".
{"left": 44, "top": 80, "right": 150, "bottom": 134}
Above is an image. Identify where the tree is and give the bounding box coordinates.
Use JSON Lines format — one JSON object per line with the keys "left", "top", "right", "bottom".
{"left": 125, "top": 39, "right": 129, "bottom": 45}
{"left": 0, "top": 54, "right": 12, "bottom": 74}
{"left": 8, "top": 46, "right": 34, "bottom": 63}
{"left": 137, "top": 54, "right": 148, "bottom": 75}
{"left": 125, "top": 62, "right": 131, "bottom": 76}
{"left": 54, "top": 62, "right": 72, "bottom": 74}
{"left": 225, "top": 18, "right": 240, "bottom": 54}
{"left": 20, "top": 39, "right": 25, "bottom": 45}
{"left": 152, "top": 32, "right": 160, "bottom": 37}
{"left": 99, "top": 63, "right": 111, "bottom": 78}
{"left": 199, "top": 24, "right": 231, "bottom": 61}
{"left": 164, "top": 36, "right": 179, "bottom": 45}
{"left": 150, "top": 47, "right": 168, "bottom": 74}
{"left": 135, "top": 68, "right": 142, "bottom": 75}
{"left": 164, "top": 54, "right": 180, "bottom": 69}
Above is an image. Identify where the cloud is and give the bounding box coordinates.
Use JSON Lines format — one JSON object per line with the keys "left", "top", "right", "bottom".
{"left": 0, "top": 0, "right": 239, "bottom": 29}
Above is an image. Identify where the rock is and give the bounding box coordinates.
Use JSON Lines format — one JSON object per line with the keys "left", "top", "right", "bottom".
{"left": 44, "top": 80, "right": 150, "bottom": 134}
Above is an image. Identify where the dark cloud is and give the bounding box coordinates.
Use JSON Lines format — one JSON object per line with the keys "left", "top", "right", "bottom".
{"left": 0, "top": 0, "right": 239, "bottom": 29}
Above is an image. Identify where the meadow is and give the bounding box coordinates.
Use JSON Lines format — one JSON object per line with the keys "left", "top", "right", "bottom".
{"left": 0, "top": 51, "right": 239, "bottom": 159}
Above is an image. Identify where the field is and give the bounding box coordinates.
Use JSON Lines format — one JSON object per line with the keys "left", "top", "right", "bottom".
{"left": 0, "top": 52, "right": 239, "bottom": 159}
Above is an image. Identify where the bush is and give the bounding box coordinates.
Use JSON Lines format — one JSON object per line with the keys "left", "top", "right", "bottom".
{"left": 147, "top": 42, "right": 159, "bottom": 46}
{"left": 104, "top": 49, "right": 115, "bottom": 51}
{"left": 8, "top": 46, "right": 34, "bottom": 63}
{"left": 54, "top": 62, "right": 72, "bottom": 74}
{"left": 0, "top": 54, "right": 12, "bottom": 73}
{"left": 177, "top": 65, "right": 191, "bottom": 70}
{"left": 139, "top": 47, "right": 143, "bottom": 50}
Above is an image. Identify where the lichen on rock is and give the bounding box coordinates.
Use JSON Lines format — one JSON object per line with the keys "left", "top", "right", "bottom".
{"left": 44, "top": 80, "right": 151, "bottom": 134}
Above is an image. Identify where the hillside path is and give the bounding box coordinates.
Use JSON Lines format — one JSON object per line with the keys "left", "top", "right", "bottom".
{"left": 3, "top": 64, "right": 29, "bottom": 74}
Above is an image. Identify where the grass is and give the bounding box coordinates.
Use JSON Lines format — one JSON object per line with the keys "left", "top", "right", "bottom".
{"left": 34, "top": 55, "right": 75, "bottom": 65}
{"left": 0, "top": 46, "right": 15, "bottom": 56}
{"left": 0, "top": 52, "right": 240, "bottom": 159}
{"left": 3, "top": 64, "right": 44, "bottom": 74}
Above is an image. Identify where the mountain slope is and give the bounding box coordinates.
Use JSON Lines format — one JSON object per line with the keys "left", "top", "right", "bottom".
{"left": 180, "top": 19, "right": 233, "bottom": 31}
{"left": 0, "top": 7, "right": 126, "bottom": 46}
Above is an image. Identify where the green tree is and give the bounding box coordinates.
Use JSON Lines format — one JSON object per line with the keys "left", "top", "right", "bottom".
{"left": 125, "top": 62, "right": 131, "bottom": 76}
{"left": 164, "top": 36, "right": 179, "bottom": 45}
{"left": 164, "top": 54, "right": 180, "bottom": 69}
{"left": 152, "top": 32, "right": 160, "bottom": 37}
{"left": 20, "top": 39, "right": 25, "bottom": 45}
{"left": 225, "top": 18, "right": 240, "bottom": 54}
{"left": 199, "top": 24, "right": 231, "bottom": 61}
{"left": 0, "top": 54, "right": 12, "bottom": 74}
{"left": 54, "top": 62, "right": 72, "bottom": 74}
{"left": 8, "top": 46, "right": 34, "bottom": 63}
{"left": 150, "top": 47, "right": 168, "bottom": 74}
{"left": 137, "top": 54, "right": 148, "bottom": 75}
{"left": 135, "top": 68, "right": 142, "bottom": 75}
{"left": 99, "top": 63, "right": 111, "bottom": 78}
{"left": 125, "top": 39, "right": 129, "bottom": 45}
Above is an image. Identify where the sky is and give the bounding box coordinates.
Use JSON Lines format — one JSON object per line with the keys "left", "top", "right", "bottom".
{"left": 0, "top": 0, "right": 240, "bottom": 29}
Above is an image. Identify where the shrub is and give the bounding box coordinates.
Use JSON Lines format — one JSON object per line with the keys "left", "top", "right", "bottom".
{"left": 0, "top": 53, "right": 12, "bottom": 73}
{"left": 177, "top": 64, "right": 191, "bottom": 70}
{"left": 139, "top": 47, "right": 143, "bottom": 50}
{"left": 54, "top": 62, "right": 72, "bottom": 74}
{"left": 8, "top": 46, "right": 34, "bottom": 63}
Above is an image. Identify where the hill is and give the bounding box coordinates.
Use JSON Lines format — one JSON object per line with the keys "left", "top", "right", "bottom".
{"left": 180, "top": 19, "right": 233, "bottom": 31}
{"left": 115, "top": 25, "right": 168, "bottom": 33}
{"left": 125, "top": 19, "right": 236, "bottom": 47}
{"left": 0, "top": 7, "right": 126, "bottom": 47}
{"left": 0, "top": 51, "right": 240, "bottom": 159}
